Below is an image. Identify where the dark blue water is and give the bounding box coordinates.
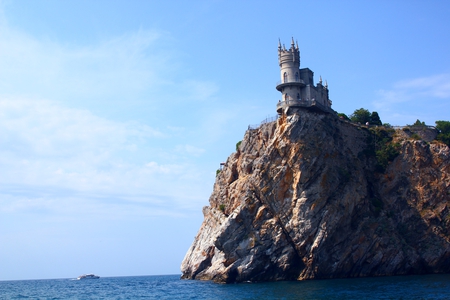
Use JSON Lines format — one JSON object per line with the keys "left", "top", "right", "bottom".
{"left": 1, "top": 274, "right": 450, "bottom": 299}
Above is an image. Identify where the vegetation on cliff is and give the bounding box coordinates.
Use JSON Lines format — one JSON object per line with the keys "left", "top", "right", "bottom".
{"left": 436, "top": 121, "right": 450, "bottom": 146}
{"left": 181, "top": 109, "right": 450, "bottom": 283}
{"left": 349, "top": 108, "right": 382, "bottom": 125}
{"left": 367, "top": 127, "right": 400, "bottom": 173}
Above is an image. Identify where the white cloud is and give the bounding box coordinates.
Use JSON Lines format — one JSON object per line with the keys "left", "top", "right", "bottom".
{"left": 394, "top": 74, "right": 450, "bottom": 98}
{"left": 175, "top": 144, "right": 205, "bottom": 156}
{"left": 373, "top": 74, "right": 450, "bottom": 125}
{"left": 145, "top": 161, "right": 185, "bottom": 174}
{"left": 375, "top": 74, "right": 450, "bottom": 107}
{"left": 0, "top": 97, "right": 207, "bottom": 217}
{"left": 0, "top": 20, "right": 172, "bottom": 104}
{"left": 0, "top": 13, "right": 218, "bottom": 221}
{"left": 181, "top": 80, "right": 219, "bottom": 101}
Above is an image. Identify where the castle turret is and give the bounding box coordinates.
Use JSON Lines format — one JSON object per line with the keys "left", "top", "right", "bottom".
{"left": 276, "top": 38, "right": 304, "bottom": 102}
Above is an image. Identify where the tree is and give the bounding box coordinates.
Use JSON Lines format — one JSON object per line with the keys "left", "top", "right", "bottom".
{"left": 436, "top": 120, "right": 450, "bottom": 133}
{"left": 370, "top": 111, "right": 382, "bottom": 126}
{"left": 436, "top": 120, "right": 450, "bottom": 146}
{"left": 350, "top": 108, "right": 371, "bottom": 124}
{"left": 412, "top": 119, "right": 426, "bottom": 127}
{"left": 337, "top": 113, "right": 350, "bottom": 121}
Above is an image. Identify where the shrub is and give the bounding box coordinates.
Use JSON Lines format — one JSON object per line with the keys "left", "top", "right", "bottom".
{"left": 436, "top": 120, "right": 450, "bottom": 146}
{"left": 411, "top": 133, "right": 421, "bottom": 140}
{"left": 219, "top": 204, "right": 226, "bottom": 212}
{"left": 375, "top": 143, "right": 400, "bottom": 173}
{"left": 337, "top": 113, "right": 350, "bottom": 121}
{"left": 236, "top": 141, "right": 242, "bottom": 151}
{"left": 216, "top": 169, "right": 221, "bottom": 176}
{"left": 369, "top": 127, "right": 400, "bottom": 173}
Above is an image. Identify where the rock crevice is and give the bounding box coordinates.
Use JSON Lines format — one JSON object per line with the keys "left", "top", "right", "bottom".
{"left": 181, "top": 110, "right": 450, "bottom": 283}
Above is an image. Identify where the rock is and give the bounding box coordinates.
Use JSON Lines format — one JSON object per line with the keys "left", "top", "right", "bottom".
{"left": 181, "top": 109, "right": 450, "bottom": 283}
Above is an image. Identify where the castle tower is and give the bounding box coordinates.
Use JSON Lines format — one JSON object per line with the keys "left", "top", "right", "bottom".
{"left": 276, "top": 38, "right": 332, "bottom": 114}
{"left": 276, "top": 38, "right": 304, "bottom": 102}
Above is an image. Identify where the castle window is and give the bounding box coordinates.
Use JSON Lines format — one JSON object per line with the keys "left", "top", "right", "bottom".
{"left": 285, "top": 94, "right": 289, "bottom": 101}
{"left": 283, "top": 72, "right": 288, "bottom": 83}
{"left": 297, "top": 93, "right": 300, "bottom": 100}
{"left": 295, "top": 72, "right": 299, "bottom": 82}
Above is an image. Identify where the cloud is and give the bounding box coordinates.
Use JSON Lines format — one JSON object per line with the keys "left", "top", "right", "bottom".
{"left": 175, "top": 144, "right": 205, "bottom": 156}
{"left": 181, "top": 80, "right": 219, "bottom": 101}
{"left": 375, "top": 74, "right": 450, "bottom": 107}
{"left": 0, "top": 97, "right": 206, "bottom": 217}
{"left": 0, "top": 20, "right": 171, "bottom": 105}
{"left": 0, "top": 13, "right": 218, "bottom": 220}
{"left": 145, "top": 161, "right": 185, "bottom": 174}
{"left": 373, "top": 74, "right": 450, "bottom": 125}
{"left": 394, "top": 74, "right": 450, "bottom": 98}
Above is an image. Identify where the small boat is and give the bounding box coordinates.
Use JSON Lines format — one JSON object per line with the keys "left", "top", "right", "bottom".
{"left": 77, "top": 274, "right": 100, "bottom": 280}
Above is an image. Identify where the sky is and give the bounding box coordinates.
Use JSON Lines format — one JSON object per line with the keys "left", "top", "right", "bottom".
{"left": 0, "top": 0, "right": 449, "bottom": 280}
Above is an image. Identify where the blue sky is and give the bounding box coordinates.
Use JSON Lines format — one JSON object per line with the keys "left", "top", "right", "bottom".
{"left": 0, "top": 0, "right": 449, "bottom": 280}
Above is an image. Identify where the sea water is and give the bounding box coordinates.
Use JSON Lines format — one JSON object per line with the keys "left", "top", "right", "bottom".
{"left": 1, "top": 274, "right": 450, "bottom": 299}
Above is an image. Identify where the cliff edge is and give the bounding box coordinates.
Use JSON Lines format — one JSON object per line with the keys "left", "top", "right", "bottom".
{"left": 181, "top": 110, "right": 450, "bottom": 283}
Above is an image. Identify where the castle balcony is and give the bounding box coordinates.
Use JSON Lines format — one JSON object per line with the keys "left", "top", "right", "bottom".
{"left": 276, "top": 78, "right": 305, "bottom": 91}
{"left": 276, "top": 99, "right": 333, "bottom": 114}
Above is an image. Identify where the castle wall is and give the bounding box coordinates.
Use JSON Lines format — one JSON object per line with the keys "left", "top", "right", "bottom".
{"left": 281, "top": 86, "right": 302, "bottom": 101}
{"left": 300, "top": 68, "right": 314, "bottom": 85}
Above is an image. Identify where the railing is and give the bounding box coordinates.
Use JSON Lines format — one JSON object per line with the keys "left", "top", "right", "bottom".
{"left": 248, "top": 115, "right": 279, "bottom": 130}
{"left": 276, "top": 99, "right": 332, "bottom": 113}
{"left": 276, "top": 78, "right": 305, "bottom": 86}
{"left": 392, "top": 125, "right": 436, "bottom": 130}
{"left": 338, "top": 118, "right": 436, "bottom": 130}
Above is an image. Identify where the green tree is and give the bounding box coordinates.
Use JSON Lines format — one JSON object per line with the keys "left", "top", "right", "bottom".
{"left": 350, "top": 108, "right": 371, "bottom": 124}
{"left": 370, "top": 111, "right": 382, "bottom": 125}
{"left": 337, "top": 113, "right": 350, "bottom": 121}
{"left": 436, "top": 120, "right": 450, "bottom": 146}
{"left": 412, "top": 119, "right": 426, "bottom": 127}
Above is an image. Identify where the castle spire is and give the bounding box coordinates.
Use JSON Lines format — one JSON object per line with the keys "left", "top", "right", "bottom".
{"left": 296, "top": 40, "right": 299, "bottom": 50}
{"left": 278, "top": 38, "right": 282, "bottom": 50}
{"left": 319, "top": 76, "right": 322, "bottom": 84}
{"left": 291, "top": 37, "right": 295, "bottom": 49}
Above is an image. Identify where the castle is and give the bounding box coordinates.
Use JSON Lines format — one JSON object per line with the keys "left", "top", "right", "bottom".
{"left": 276, "top": 38, "right": 333, "bottom": 114}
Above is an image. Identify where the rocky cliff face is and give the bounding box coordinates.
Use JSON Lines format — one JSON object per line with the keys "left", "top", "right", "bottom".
{"left": 181, "top": 110, "right": 450, "bottom": 283}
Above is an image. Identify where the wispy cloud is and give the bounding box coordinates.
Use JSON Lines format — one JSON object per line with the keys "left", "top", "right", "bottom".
{"left": 376, "top": 74, "right": 450, "bottom": 105}
{"left": 175, "top": 144, "right": 205, "bottom": 157}
{"left": 181, "top": 80, "right": 219, "bottom": 101}
{"left": 394, "top": 74, "right": 450, "bottom": 98}
{"left": 373, "top": 74, "right": 450, "bottom": 125}
{"left": 0, "top": 20, "right": 173, "bottom": 105}
{"left": 0, "top": 12, "right": 218, "bottom": 220}
{"left": 0, "top": 97, "right": 206, "bottom": 217}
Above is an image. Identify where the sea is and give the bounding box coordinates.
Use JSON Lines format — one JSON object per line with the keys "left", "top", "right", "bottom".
{"left": 1, "top": 274, "right": 450, "bottom": 299}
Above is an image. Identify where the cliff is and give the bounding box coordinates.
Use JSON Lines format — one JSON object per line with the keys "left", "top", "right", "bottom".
{"left": 181, "top": 110, "right": 450, "bottom": 283}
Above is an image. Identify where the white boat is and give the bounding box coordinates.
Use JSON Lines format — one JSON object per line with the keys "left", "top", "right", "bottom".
{"left": 77, "top": 274, "right": 100, "bottom": 280}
